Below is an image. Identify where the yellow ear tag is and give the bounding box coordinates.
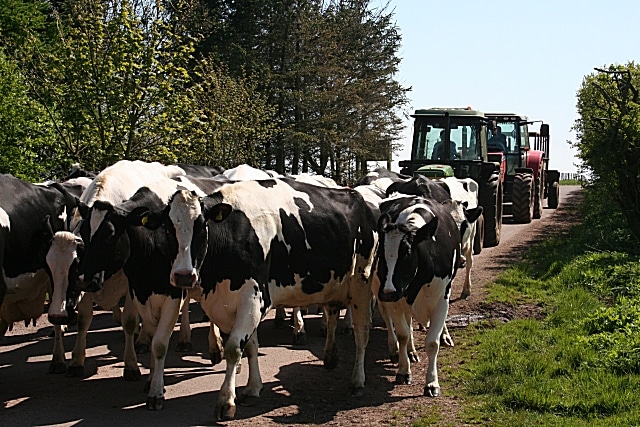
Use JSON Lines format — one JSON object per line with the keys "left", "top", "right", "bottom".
{"left": 215, "top": 211, "right": 223, "bottom": 221}
{"left": 141, "top": 215, "right": 149, "bottom": 226}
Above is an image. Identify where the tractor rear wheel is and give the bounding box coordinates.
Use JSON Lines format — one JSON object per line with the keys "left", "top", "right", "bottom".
{"left": 512, "top": 172, "right": 534, "bottom": 223}
{"left": 548, "top": 181, "right": 560, "bottom": 209}
{"left": 480, "top": 172, "right": 502, "bottom": 248}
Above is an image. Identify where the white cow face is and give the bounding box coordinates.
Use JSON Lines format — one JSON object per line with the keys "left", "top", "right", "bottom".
{"left": 376, "top": 206, "right": 439, "bottom": 302}
{"left": 46, "top": 231, "right": 83, "bottom": 325}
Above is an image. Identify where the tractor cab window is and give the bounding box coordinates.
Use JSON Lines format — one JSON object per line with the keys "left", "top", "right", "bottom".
{"left": 450, "top": 124, "right": 481, "bottom": 160}
{"left": 412, "top": 120, "right": 482, "bottom": 161}
{"left": 488, "top": 122, "right": 517, "bottom": 154}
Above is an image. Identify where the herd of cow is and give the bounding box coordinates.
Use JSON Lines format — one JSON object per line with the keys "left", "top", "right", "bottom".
{"left": 0, "top": 160, "right": 482, "bottom": 421}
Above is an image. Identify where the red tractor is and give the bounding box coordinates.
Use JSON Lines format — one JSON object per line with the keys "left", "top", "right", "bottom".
{"left": 485, "top": 114, "right": 559, "bottom": 223}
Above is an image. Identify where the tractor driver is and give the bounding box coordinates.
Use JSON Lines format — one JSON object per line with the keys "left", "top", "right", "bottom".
{"left": 431, "top": 130, "right": 459, "bottom": 160}
{"left": 488, "top": 126, "right": 508, "bottom": 153}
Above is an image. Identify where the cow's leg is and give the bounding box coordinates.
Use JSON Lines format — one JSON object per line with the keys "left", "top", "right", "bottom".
{"left": 135, "top": 315, "right": 152, "bottom": 354}
{"left": 49, "top": 325, "right": 67, "bottom": 374}
{"left": 111, "top": 304, "right": 122, "bottom": 325}
{"left": 144, "top": 296, "right": 182, "bottom": 410}
{"left": 236, "top": 331, "right": 262, "bottom": 406}
{"left": 348, "top": 284, "right": 372, "bottom": 396}
{"left": 377, "top": 301, "right": 399, "bottom": 363}
{"left": 423, "top": 299, "right": 449, "bottom": 397}
{"left": 122, "top": 292, "right": 141, "bottom": 380}
{"left": 460, "top": 245, "right": 473, "bottom": 299}
{"left": 176, "top": 297, "right": 192, "bottom": 352}
{"left": 208, "top": 322, "right": 224, "bottom": 365}
{"left": 322, "top": 305, "right": 340, "bottom": 370}
{"left": 274, "top": 307, "right": 286, "bottom": 329}
{"left": 339, "top": 307, "right": 354, "bottom": 335}
{"left": 214, "top": 290, "right": 262, "bottom": 421}
{"left": 291, "top": 307, "right": 307, "bottom": 345}
{"left": 406, "top": 312, "right": 421, "bottom": 362}
{"left": 393, "top": 309, "right": 413, "bottom": 385}
{"left": 67, "top": 294, "right": 93, "bottom": 377}
{"left": 440, "top": 322, "right": 454, "bottom": 347}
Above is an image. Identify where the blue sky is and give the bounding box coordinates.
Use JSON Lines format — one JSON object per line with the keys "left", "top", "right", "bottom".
{"left": 382, "top": 0, "right": 640, "bottom": 173}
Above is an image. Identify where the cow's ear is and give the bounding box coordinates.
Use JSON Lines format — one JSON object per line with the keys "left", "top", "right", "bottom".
{"left": 464, "top": 206, "right": 483, "bottom": 223}
{"left": 127, "top": 206, "right": 164, "bottom": 230}
{"left": 377, "top": 213, "right": 392, "bottom": 232}
{"left": 414, "top": 216, "right": 438, "bottom": 243}
{"left": 77, "top": 198, "right": 89, "bottom": 219}
{"left": 203, "top": 202, "right": 233, "bottom": 223}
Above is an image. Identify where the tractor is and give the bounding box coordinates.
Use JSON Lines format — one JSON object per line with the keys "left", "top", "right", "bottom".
{"left": 485, "top": 113, "right": 560, "bottom": 223}
{"left": 398, "top": 107, "right": 505, "bottom": 250}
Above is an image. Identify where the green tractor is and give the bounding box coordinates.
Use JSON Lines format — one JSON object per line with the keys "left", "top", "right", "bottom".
{"left": 485, "top": 113, "right": 560, "bottom": 223}
{"left": 398, "top": 107, "right": 505, "bottom": 249}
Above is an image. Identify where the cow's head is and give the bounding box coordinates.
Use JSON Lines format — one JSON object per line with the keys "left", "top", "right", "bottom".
{"left": 76, "top": 200, "right": 131, "bottom": 292}
{"left": 46, "top": 231, "right": 83, "bottom": 325}
{"left": 133, "top": 189, "right": 209, "bottom": 288}
{"left": 376, "top": 204, "right": 439, "bottom": 303}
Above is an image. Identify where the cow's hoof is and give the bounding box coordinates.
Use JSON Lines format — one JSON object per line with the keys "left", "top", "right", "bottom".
{"left": 292, "top": 332, "right": 307, "bottom": 346}
{"left": 237, "top": 395, "right": 260, "bottom": 407}
{"left": 323, "top": 354, "right": 339, "bottom": 370}
{"left": 214, "top": 402, "right": 236, "bottom": 421}
{"left": 424, "top": 385, "right": 440, "bottom": 397}
{"left": 210, "top": 351, "right": 223, "bottom": 366}
{"left": 175, "top": 341, "right": 193, "bottom": 352}
{"left": 65, "top": 365, "right": 84, "bottom": 378}
{"left": 48, "top": 362, "right": 67, "bottom": 375}
{"left": 389, "top": 353, "right": 399, "bottom": 364}
{"left": 395, "top": 373, "right": 412, "bottom": 385}
{"left": 408, "top": 351, "right": 420, "bottom": 363}
{"left": 123, "top": 367, "right": 141, "bottom": 381}
{"left": 350, "top": 385, "right": 365, "bottom": 397}
{"left": 135, "top": 342, "right": 150, "bottom": 354}
{"left": 146, "top": 396, "right": 164, "bottom": 410}
{"left": 460, "top": 291, "right": 470, "bottom": 300}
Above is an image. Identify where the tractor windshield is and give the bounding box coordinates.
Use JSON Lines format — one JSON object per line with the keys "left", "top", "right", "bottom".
{"left": 412, "top": 120, "right": 482, "bottom": 161}
{"left": 487, "top": 122, "right": 518, "bottom": 154}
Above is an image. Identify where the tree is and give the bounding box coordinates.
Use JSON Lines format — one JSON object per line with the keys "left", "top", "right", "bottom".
{"left": 22, "top": 0, "right": 198, "bottom": 171}
{"left": 573, "top": 62, "right": 640, "bottom": 240}
{"left": 0, "top": 49, "right": 57, "bottom": 181}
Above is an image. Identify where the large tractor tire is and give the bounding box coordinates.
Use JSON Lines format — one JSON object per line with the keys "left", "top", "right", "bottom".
{"left": 548, "top": 181, "right": 560, "bottom": 209}
{"left": 473, "top": 213, "right": 484, "bottom": 255}
{"left": 533, "top": 175, "right": 544, "bottom": 219}
{"left": 480, "top": 172, "right": 502, "bottom": 248}
{"left": 512, "top": 172, "right": 534, "bottom": 224}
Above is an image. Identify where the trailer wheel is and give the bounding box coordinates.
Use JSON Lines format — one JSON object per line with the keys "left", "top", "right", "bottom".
{"left": 548, "top": 181, "right": 560, "bottom": 209}
{"left": 512, "top": 172, "right": 534, "bottom": 223}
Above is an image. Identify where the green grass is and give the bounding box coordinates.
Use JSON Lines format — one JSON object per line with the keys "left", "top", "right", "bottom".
{"left": 414, "top": 186, "right": 640, "bottom": 426}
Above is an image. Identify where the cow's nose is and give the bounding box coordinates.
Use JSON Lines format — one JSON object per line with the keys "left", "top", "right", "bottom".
{"left": 172, "top": 270, "right": 198, "bottom": 288}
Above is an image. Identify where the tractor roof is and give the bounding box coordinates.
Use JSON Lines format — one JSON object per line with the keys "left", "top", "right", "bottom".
{"left": 485, "top": 113, "right": 529, "bottom": 121}
{"left": 412, "top": 107, "right": 485, "bottom": 119}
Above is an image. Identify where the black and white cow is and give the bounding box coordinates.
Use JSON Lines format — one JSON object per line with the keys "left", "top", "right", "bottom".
{"left": 0, "top": 174, "right": 84, "bottom": 375}
{"left": 71, "top": 174, "right": 228, "bottom": 409}
{"left": 46, "top": 160, "right": 187, "bottom": 379}
{"left": 373, "top": 194, "right": 462, "bottom": 397}
{"left": 386, "top": 175, "right": 482, "bottom": 299}
{"left": 140, "top": 177, "right": 378, "bottom": 420}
